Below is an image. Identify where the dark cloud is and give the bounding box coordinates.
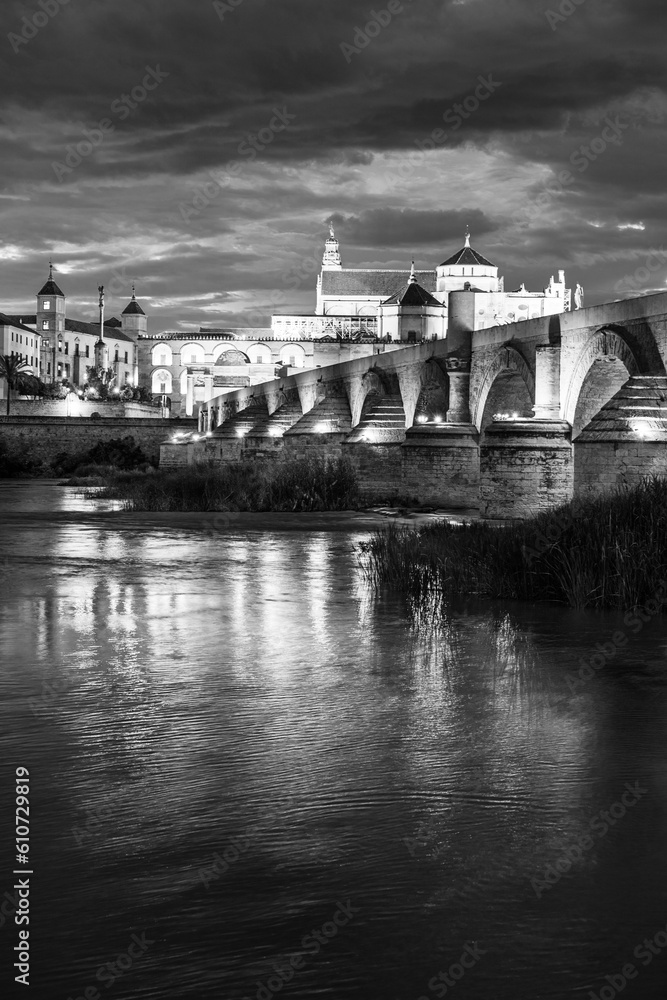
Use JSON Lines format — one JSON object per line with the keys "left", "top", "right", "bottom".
{"left": 0, "top": 0, "right": 665, "bottom": 329}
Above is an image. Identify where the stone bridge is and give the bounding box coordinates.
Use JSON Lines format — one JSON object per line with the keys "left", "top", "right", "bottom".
{"left": 162, "top": 290, "right": 667, "bottom": 517}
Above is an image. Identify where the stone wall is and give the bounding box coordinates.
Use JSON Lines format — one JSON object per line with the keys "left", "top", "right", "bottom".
{"left": 574, "top": 441, "right": 667, "bottom": 499}
{"left": 9, "top": 399, "right": 165, "bottom": 419}
{"left": 0, "top": 416, "right": 196, "bottom": 467}
{"left": 480, "top": 420, "right": 573, "bottom": 518}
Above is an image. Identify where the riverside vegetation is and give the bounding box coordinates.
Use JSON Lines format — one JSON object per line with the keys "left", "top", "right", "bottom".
{"left": 361, "top": 478, "right": 667, "bottom": 611}
{"left": 100, "top": 457, "right": 367, "bottom": 512}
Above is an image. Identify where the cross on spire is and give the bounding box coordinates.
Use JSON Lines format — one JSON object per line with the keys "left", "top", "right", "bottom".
{"left": 409, "top": 259, "right": 416, "bottom": 283}
{"left": 464, "top": 227, "right": 471, "bottom": 248}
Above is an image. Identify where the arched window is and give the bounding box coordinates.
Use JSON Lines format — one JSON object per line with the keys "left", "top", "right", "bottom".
{"left": 180, "top": 342, "right": 205, "bottom": 366}
{"left": 248, "top": 343, "right": 272, "bottom": 364}
{"left": 152, "top": 343, "right": 173, "bottom": 366}
{"left": 280, "top": 344, "right": 306, "bottom": 368}
{"left": 151, "top": 369, "right": 172, "bottom": 394}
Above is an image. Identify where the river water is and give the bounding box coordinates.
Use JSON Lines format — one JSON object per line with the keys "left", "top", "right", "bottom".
{"left": 1, "top": 480, "right": 667, "bottom": 1000}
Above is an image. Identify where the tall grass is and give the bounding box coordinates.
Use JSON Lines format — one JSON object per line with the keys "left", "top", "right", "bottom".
{"left": 361, "top": 478, "right": 667, "bottom": 611}
{"left": 101, "top": 456, "right": 361, "bottom": 512}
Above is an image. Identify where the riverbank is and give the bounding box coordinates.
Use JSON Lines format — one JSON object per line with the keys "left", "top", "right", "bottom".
{"left": 361, "top": 477, "right": 667, "bottom": 611}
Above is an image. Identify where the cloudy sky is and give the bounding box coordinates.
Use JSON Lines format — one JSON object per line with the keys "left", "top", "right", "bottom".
{"left": 1, "top": 0, "right": 666, "bottom": 331}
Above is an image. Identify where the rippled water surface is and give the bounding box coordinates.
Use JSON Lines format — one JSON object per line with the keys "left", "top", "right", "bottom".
{"left": 1, "top": 480, "right": 667, "bottom": 1000}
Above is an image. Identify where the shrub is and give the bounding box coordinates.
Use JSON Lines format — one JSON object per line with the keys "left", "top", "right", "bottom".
{"left": 52, "top": 437, "right": 151, "bottom": 476}
{"left": 100, "top": 456, "right": 361, "bottom": 512}
{"left": 0, "top": 439, "right": 43, "bottom": 478}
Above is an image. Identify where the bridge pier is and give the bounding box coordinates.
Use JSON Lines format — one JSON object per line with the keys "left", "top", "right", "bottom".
{"left": 402, "top": 424, "right": 479, "bottom": 507}
{"left": 480, "top": 419, "right": 573, "bottom": 518}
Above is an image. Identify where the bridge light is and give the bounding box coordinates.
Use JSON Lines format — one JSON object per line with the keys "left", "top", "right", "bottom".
{"left": 433, "top": 414, "right": 443, "bottom": 423}
{"left": 631, "top": 418, "right": 652, "bottom": 440}
{"left": 416, "top": 415, "right": 428, "bottom": 424}
{"left": 315, "top": 422, "right": 329, "bottom": 433}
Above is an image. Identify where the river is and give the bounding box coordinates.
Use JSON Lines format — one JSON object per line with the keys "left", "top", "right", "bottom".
{"left": 1, "top": 480, "right": 666, "bottom": 1000}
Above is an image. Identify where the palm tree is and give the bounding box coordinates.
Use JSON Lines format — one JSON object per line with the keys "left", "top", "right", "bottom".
{"left": 0, "top": 355, "right": 31, "bottom": 415}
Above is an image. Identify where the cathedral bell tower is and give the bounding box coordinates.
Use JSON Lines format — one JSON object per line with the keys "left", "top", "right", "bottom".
{"left": 322, "top": 224, "right": 342, "bottom": 269}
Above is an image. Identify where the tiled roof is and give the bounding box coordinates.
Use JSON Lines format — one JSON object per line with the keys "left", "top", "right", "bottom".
{"left": 122, "top": 296, "right": 145, "bottom": 316}
{"left": 38, "top": 278, "right": 65, "bottom": 297}
{"left": 0, "top": 314, "right": 40, "bottom": 334}
{"left": 383, "top": 281, "right": 442, "bottom": 307}
{"left": 439, "top": 246, "right": 495, "bottom": 268}
{"left": 65, "top": 318, "right": 134, "bottom": 342}
{"left": 320, "top": 269, "right": 436, "bottom": 297}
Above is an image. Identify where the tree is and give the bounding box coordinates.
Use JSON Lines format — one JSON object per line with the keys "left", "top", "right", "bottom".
{"left": 85, "top": 365, "right": 117, "bottom": 401}
{"left": 0, "top": 355, "right": 31, "bottom": 415}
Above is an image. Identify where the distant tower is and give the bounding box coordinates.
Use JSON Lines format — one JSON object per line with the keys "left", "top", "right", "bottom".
{"left": 121, "top": 284, "right": 147, "bottom": 338}
{"left": 36, "top": 261, "right": 66, "bottom": 339}
{"left": 322, "top": 224, "right": 342, "bottom": 269}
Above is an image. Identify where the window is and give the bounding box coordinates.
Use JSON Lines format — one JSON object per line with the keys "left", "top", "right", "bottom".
{"left": 114, "top": 350, "right": 119, "bottom": 362}
{"left": 43, "top": 300, "right": 51, "bottom": 310}
{"left": 160, "top": 382, "right": 166, "bottom": 393}
{"left": 74, "top": 343, "right": 80, "bottom": 356}
{"left": 190, "top": 354, "right": 197, "bottom": 363}
{"left": 64, "top": 342, "right": 69, "bottom": 355}
{"left": 152, "top": 344, "right": 172, "bottom": 366}
{"left": 58, "top": 341, "right": 63, "bottom": 353}
{"left": 124, "top": 351, "right": 128, "bottom": 363}
{"left": 47, "top": 363, "right": 51, "bottom": 375}
{"left": 85, "top": 345, "right": 90, "bottom": 358}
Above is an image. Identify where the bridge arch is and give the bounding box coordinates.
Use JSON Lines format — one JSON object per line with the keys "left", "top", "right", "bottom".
{"left": 413, "top": 358, "right": 449, "bottom": 424}
{"left": 564, "top": 327, "right": 640, "bottom": 435}
{"left": 473, "top": 345, "right": 535, "bottom": 431}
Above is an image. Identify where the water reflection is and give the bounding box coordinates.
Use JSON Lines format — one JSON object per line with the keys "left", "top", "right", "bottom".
{"left": 0, "top": 482, "right": 667, "bottom": 999}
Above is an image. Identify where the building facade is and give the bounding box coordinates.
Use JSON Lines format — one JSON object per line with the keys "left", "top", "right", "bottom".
{"left": 7, "top": 267, "right": 140, "bottom": 390}
{"left": 290, "top": 227, "right": 578, "bottom": 336}
{"left": 137, "top": 328, "right": 401, "bottom": 416}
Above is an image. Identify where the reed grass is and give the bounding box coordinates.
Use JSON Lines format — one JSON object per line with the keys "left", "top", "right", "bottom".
{"left": 100, "top": 456, "right": 361, "bottom": 512}
{"left": 361, "top": 478, "right": 667, "bottom": 611}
